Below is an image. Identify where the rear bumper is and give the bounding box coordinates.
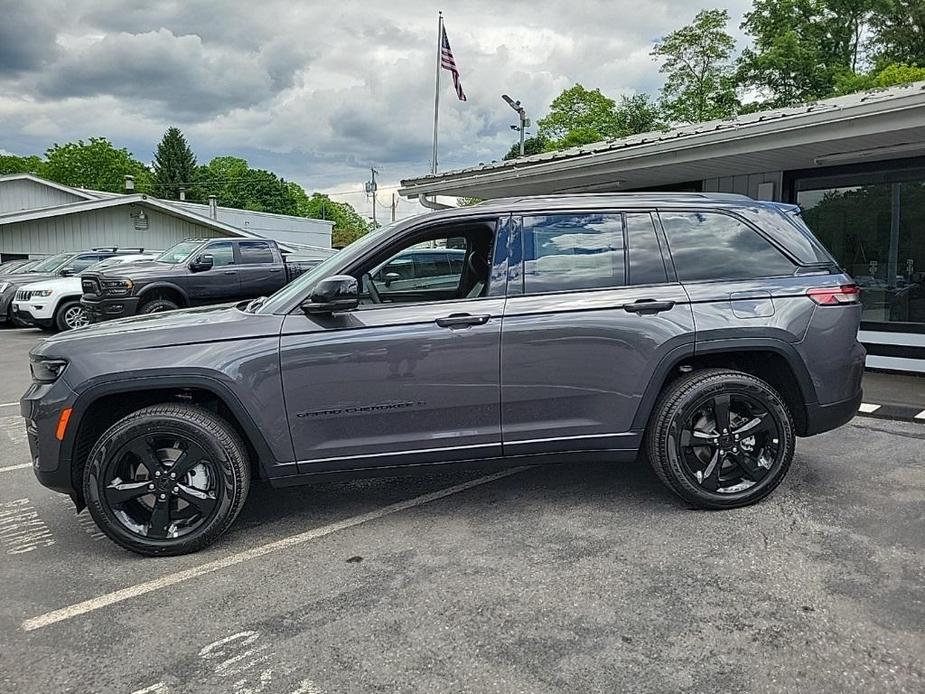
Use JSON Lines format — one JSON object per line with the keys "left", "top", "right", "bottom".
{"left": 802, "top": 389, "right": 863, "bottom": 436}
{"left": 82, "top": 296, "right": 140, "bottom": 323}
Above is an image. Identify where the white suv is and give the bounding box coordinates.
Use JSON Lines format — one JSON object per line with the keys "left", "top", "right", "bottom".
{"left": 12, "top": 254, "right": 153, "bottom": 331}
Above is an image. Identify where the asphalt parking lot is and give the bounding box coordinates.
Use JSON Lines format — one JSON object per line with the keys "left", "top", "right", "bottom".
{"left": 0, "top": 328, "right": 922, "bottom": 694}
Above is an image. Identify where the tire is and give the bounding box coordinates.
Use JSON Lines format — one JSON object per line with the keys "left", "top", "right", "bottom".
{"left": 83, "top": 403, "right": 251, "bottom": 556}
{"left": 139, "top": 298, "right": 179, "bottom": 314}
{"left": 54, "top": 299, "right": 90, "bottom": 331}
{"left": 645, "top": 369, "right": 795, "bottom": 509}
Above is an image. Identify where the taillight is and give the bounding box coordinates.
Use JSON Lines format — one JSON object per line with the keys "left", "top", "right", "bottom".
{"left": 806, "top": 284, "right": 860, "bottom": 305}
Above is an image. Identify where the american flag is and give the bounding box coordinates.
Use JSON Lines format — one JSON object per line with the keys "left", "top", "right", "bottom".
{"left": 440, "top": 25, "right": 467, "bottom": 102}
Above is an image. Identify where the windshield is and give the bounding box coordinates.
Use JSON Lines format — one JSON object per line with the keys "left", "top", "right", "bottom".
{"left": 256, "top": 220, "right": 405, "bottom": 314}
{"left": 157, "top": 240, "right": 203, "bottom": 264}
{"left": 26, "top": 253, "right": 73, "bottom": 273}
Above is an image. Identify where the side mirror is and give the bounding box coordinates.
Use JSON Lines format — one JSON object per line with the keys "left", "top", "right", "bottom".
{"left": 59, "top": 268, "right": 75, "bottom": 277}
{"left": 301, "top": 275, "right": 358, "bottom": 314}
{"left": 191, "top": 254, "right": 214, "bottom": 272}
{"left": 384, "top": 272, "right": 400, "bottom": 288}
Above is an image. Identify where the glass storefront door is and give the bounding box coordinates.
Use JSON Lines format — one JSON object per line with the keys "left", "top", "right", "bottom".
{"left": 796, "top": 167, "right": 925, "bottom": 331}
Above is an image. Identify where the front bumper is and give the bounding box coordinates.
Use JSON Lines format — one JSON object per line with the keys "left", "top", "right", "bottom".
{"left": 82, "top": 296, "right": 141, "bottom": 323}
{"left": 11, "top": 304, "right": 54, "bottom": 329}
{"left": 21, "top": 376, "right": 80, "bottom": 496}
{"left": 0, "top": 289, "right": 13, "bottom": 321}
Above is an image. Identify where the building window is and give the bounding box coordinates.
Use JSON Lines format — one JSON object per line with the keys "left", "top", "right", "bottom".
{"left": 797, "top": 169, "right": 925, "bottom": 330}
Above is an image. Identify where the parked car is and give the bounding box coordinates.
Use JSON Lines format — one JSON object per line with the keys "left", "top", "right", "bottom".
{"left": 23, "top": 193, "right": 864, "bottom": 556}
{"left": 80, "top": 238, "right": 321, "bottom": 322}
{"left": 12, "top": 254, "right": 154, "bottom": 331}
{"left": 0, "top": 248, "right": 148, "bottom": 326}
{"left": 0, "top": 259, "right": 37, "bottom": 275}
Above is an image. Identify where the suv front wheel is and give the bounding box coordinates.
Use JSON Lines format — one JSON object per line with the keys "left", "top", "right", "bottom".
{"left": 83, "top": 403, "right": 251, "bottom": 556}
{"left": 646, "top": 369, "right": 795, "bottom": 509}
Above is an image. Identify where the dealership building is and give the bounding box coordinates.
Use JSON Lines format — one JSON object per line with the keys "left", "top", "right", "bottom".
{"left": 400, "top": 81, "right": 925, "bottom": 373}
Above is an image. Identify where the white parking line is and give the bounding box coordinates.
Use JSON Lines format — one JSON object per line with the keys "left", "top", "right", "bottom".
{"left": 858, "top": 403, "right": 881, "bottom": 413}
{"left": 21, "top": 466, "right": 530, "bottom": 631}
{"left": 0, "top": 402, "right": 19, "bottom": 409}
{"left": 0, "top": 463, "right": 32, "bottom": 473}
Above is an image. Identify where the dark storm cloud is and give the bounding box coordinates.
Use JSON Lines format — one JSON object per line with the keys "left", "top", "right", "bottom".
{"left": 0, "top": 1, "right": 61, "bottom": 75}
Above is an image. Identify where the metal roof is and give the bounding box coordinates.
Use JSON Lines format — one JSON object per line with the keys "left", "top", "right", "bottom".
{"left": 400, "top": 81, "right": 925, "bottom": 198}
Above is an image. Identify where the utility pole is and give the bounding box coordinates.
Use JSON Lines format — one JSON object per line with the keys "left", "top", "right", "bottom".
{"left": 391, "top": 193, "right": 397, "bottom": 222}
{"left": 365, "top": 167, "right": 379, "bottom": 228}
{"left": 502, "top": 94, "right": 530, "bottom": 156}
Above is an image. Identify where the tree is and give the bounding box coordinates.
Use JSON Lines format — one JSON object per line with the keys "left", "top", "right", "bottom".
{"left": 0, "top": 154, "right": 42, "bottom": 176}
{"left": 835, "top": 62, "right": 925, "bottom": 94}
{"left": 152, "top": 127, "right": 197, "bottom": 200}
{"left": 652, "top": 9, "right": 738, "bottom": 124}
{"left": 296, "top": 192, "right": 370, "bottom": 248}
{"left": 502, "top": 133, "right": 549, "bottom": 160}
{"left": 41, "top": 138, "right": 152, "bottom": 192}
{"left": 613, "top": 94, "right": 666, "bottom": 135}
{"left": 537, "top": 85, "right": 621, "bottom": 140}
{"left": 195, "top": 157, "right": 302, "bottom": 215}
{"left": 869, "top": 0, "right": 925, "bottom": 68}
{"left": 736, "top": 0, "right": 877, "bottom": 107}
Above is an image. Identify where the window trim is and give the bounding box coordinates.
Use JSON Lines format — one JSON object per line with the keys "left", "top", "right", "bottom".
{"left": 657, "top": 207, "right": 801, "bottom": 283}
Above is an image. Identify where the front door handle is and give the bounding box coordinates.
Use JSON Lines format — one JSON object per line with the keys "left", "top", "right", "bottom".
{"left": 223, "top": 270, "right": 237, "bottom": 275}
{"left": 624, "top": 299, "right": 675, "bottom": 315}
{"left": 435, "top": 313, "right": 491, "bottom": 328}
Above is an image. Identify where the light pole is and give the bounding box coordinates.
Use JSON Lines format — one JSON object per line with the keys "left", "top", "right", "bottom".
{"left": 365, "top": 167, "right": 379, "bottom": 228}
{"left": 502, "top": 94, "right": 529, "bottom": 157}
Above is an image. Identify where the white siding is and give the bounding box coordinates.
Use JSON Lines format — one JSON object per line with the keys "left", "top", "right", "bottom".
{"left": 173, "top": 201, "right": 333, "bottom": 248}
{"left": 0, "top": 179, "right": 87, "bottom": 214}
{"left": 0, "top": 206, "right": 223, "bottom": 255}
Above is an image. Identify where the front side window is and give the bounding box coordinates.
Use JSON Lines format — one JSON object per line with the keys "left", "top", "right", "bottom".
{"left": 522, "top": 213, "right": 625, "bottom": 293}
{"left": 238, "top": 241, "right": 274, "bottom": 264}
{"left": 660, "top": 211, "right": 796, "bottom": 282}
{"left": 204, "top": 242, "right": 235, "bottom": 267}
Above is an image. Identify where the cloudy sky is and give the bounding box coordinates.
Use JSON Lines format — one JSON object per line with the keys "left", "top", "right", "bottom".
{"left": 0, "top": 0, "right": 751, "bottom": 221}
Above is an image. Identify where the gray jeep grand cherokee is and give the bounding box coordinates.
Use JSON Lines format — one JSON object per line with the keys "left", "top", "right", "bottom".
{"left": 22, "top": 193, "right": 865, "bottom": 556}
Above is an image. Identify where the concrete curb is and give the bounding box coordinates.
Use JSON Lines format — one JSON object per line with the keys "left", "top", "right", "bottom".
{"left": 857, "top": 402, "right": 925, "bottom": 424}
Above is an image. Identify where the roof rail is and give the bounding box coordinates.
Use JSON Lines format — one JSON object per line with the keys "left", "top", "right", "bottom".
{"left": 91, "top": 247, "right": 146, "bottom": 252}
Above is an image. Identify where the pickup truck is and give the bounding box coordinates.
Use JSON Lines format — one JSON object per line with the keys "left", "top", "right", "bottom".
{"left": 80, "top": 237, "right": 321, "bottom": 321}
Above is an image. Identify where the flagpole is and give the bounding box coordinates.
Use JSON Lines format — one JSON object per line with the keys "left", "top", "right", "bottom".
{"left": 431, "top": 11, "right": 443, "bottom": 174}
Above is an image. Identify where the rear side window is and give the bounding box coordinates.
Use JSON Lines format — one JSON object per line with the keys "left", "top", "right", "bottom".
{"left": 238, "top": 241, "right": 274, "bottom": 264}
{"left": 660, "top": 211, "right": 796, "bottom": 281}
{"left": 522, "top": 213, "right": 625, "bottom": 293}
{"left": 626, "top": 213, "right": 668, "bottom": 285}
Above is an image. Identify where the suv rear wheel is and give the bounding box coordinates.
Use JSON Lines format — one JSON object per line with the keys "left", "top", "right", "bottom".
{"left": 83, "top": 403, "right": 251, "bottom": 556}
{"left": 646, "top": 369, "right": 794, "bottom": 509}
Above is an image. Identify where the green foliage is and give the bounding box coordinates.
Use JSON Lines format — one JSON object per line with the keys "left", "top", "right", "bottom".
{"left": 456, "top": 197, "right": 483, "bottom": 206}
{"left": 835, "top": 62, "right": 925, "bottom": 94}
{"left": 612, "top": 93, "right": 666, "bottom": 135}
{"left": 296, "top": 192, "right": 370, "bottom": 248}
{"left": 502, "top": 133, "right": 550, "bottom": 160}
{"left": 736, "top": 0, "right": 876, "bottom": 107}
{"left": 195, "top": 156, "right": 302, "bottom": 215}
{"left": 869, "top": 0, "right": 925, "bottom": 69}
{"left": 652, "top": 9, "right": 739, "bottom": 123}
{"left": 0, "top": 154, "right": 43, "bottom": 175}
{"left": 537, "top": 85, "right": 622, "bottom": 140}
{"left": 42, "top": 138, "right": 152, "bottom": 193}
{"left": 152, "top": 127, "right": 198, "bottom": 200}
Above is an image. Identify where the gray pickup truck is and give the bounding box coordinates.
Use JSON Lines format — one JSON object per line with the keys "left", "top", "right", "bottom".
{"left": 80, "top": 237, "right": 319, "bottom": 322}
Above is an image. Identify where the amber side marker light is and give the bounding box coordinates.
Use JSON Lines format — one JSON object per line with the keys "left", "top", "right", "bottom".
{"left": 55, "top": 408, "right": 73, "bottom": 441}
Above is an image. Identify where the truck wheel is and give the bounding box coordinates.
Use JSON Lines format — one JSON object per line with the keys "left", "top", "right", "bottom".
{"left": 139, "top": 298, "right": 179, "bottom": 314}
{"left": 83, "top": 403, "right": 251, "bottom": 556}
{"left": 645, "top": 369, "right": 794, "bottom": 509}
{"left": 55, "top": 300, "right": 90, "bottom": 331}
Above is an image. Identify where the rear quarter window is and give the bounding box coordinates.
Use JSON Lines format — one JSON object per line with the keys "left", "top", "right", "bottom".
{"left": 659, "top": 210, "right": 796, "bottom": 281}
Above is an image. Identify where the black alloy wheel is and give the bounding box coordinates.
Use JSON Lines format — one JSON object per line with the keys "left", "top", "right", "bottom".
{"left": 84, "top": 403, "right": 250, "bottom": 556}
{"left": 646, "top": 369, "right": 795, "bottom": 509}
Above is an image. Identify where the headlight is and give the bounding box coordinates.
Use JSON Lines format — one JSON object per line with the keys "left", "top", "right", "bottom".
{"left": 0, "top": 282, "right": 9, "bottom": 293}
{"left": 30, "top": 289, "right": 53, "bottom": 297}
{"left": 30, "top": 356, "right": 68, "bottom": 383}
{"left": 102, "top": 279, "right": 134, "bottom": 296}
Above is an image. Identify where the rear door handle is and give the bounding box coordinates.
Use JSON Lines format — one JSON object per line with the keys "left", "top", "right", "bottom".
{"left": 435, "top": 313, "right": 491, "bottom": 328}
{"left": 624, "top": 299, "right": 675, "bottom": 315}
{"left": 223, "top": 270, "right": 237, "bottom": 275}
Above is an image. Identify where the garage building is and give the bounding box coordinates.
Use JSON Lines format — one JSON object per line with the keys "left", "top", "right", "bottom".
{"left": 400, "top": 81, "right": 925, "bottom": 373}
{"left": 0, "top": 174, "right": 334, "bottom": 259}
